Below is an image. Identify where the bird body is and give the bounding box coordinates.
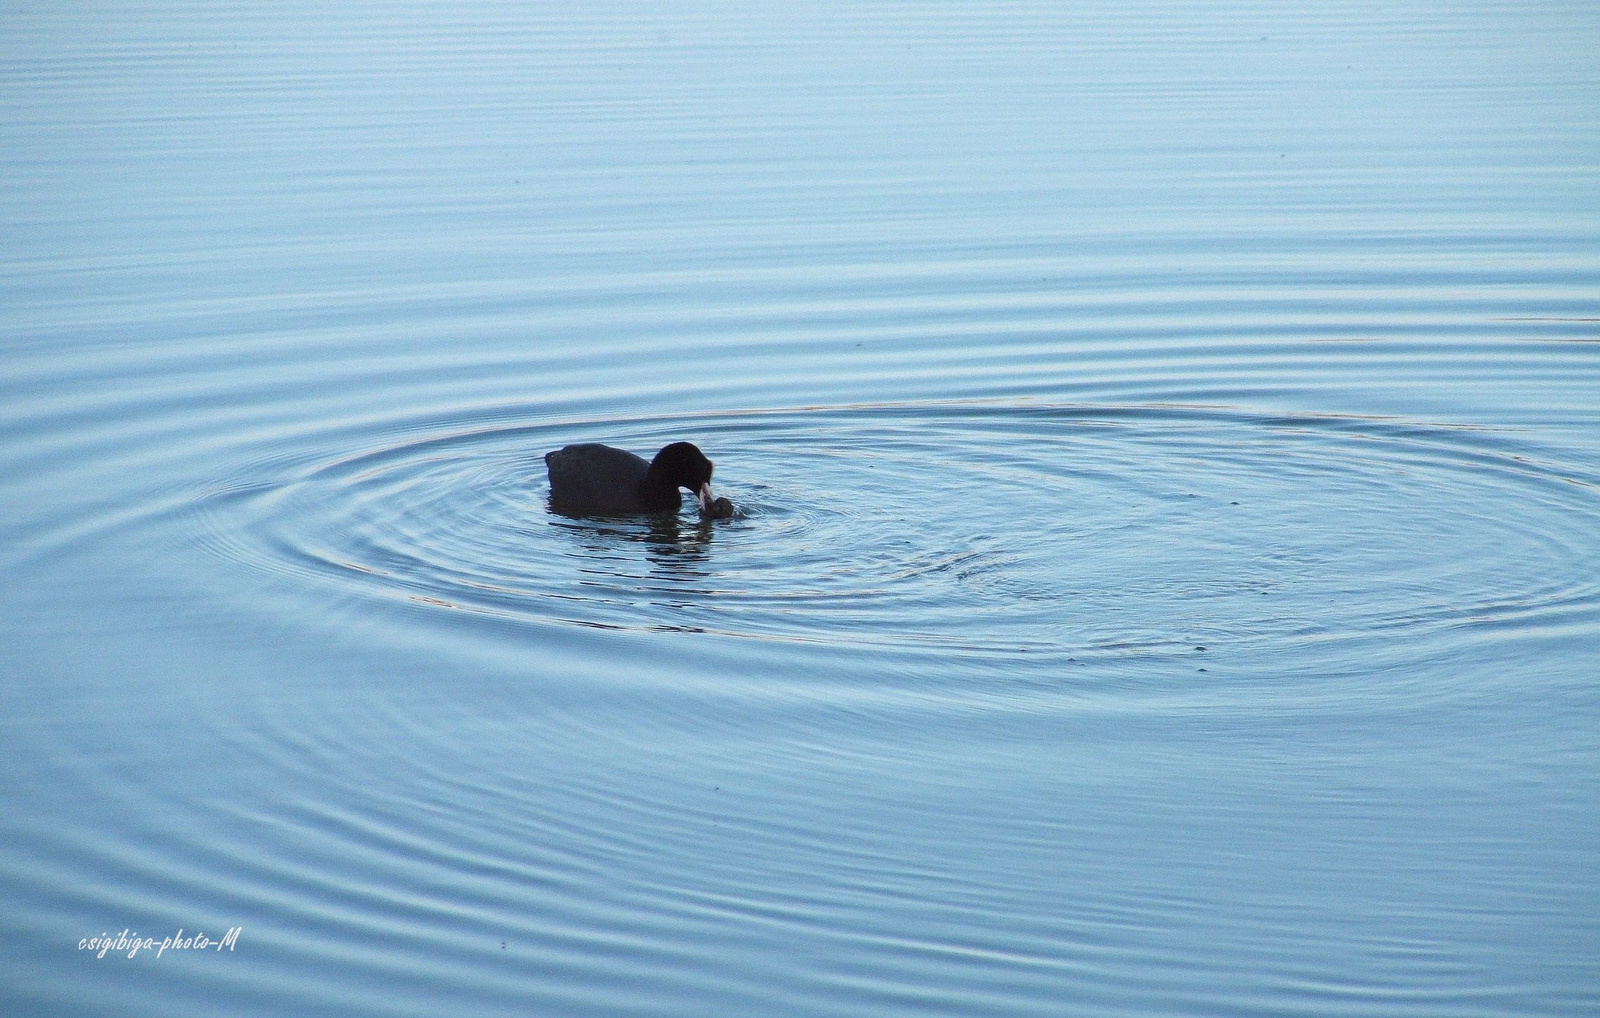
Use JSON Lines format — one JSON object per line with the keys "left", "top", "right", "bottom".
{"left": 545, "top": 441, "right": 717, "bottom": 515}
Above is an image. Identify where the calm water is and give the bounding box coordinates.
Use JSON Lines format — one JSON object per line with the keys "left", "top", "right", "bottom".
{"left": 4, "top": 3, "right": 1599, "bottom": 1014}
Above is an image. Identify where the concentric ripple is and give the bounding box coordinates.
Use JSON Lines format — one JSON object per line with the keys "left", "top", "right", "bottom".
{"left": 197, "top": 402, "right": 1600, "bottom": 684}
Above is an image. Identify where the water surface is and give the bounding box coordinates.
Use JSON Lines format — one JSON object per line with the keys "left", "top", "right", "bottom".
{"left": 3, "top": 2, "right": 1599, "bottom": 1015}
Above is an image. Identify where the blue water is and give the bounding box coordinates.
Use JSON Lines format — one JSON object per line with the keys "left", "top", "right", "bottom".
{"left": 4, "top": 3, "right": 1599, "bottom": 1014}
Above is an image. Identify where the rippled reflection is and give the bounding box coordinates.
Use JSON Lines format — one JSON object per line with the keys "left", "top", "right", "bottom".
{"left": 191, "top": 404, "right": 1600, "bottom": 694}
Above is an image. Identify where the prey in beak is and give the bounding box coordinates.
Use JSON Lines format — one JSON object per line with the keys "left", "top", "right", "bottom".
{"left": 696, "top": 481, "right": 713, "bottom": 512}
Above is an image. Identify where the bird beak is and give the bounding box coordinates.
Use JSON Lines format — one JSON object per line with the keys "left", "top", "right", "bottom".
{"left": 696, "top": 481, "right": 713, "bottom": 512}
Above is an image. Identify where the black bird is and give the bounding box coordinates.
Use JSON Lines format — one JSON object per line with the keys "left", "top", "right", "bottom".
{"left": 545, "top": 441, "right": 716, "bottom": 515}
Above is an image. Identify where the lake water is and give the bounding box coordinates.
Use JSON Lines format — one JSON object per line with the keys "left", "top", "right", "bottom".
{"left": 3, "top": 2, "right": 1598, "bottom": 1014}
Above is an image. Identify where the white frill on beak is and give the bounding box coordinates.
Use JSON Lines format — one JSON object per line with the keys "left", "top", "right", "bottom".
{"left": 696, "top": 481, "right": 713, "bottom": 512}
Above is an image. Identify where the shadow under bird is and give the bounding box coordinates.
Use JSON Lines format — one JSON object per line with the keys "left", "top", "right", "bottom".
{"left": 545, "top": 441, "right": 732, "bottom": 517}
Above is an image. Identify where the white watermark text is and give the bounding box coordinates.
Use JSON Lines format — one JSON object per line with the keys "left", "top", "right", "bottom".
{"left": 79, "top": 927, "right": 241, "bottom": 959}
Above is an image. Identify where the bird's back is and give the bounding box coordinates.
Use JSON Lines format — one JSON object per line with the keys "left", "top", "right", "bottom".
{"left": 545, "top": 443, "right": 652, "bottom": 513}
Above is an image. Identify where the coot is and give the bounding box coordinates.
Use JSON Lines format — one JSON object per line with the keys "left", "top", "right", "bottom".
{"left": 545, "top": 441, "right": 717, "bottom": 515}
